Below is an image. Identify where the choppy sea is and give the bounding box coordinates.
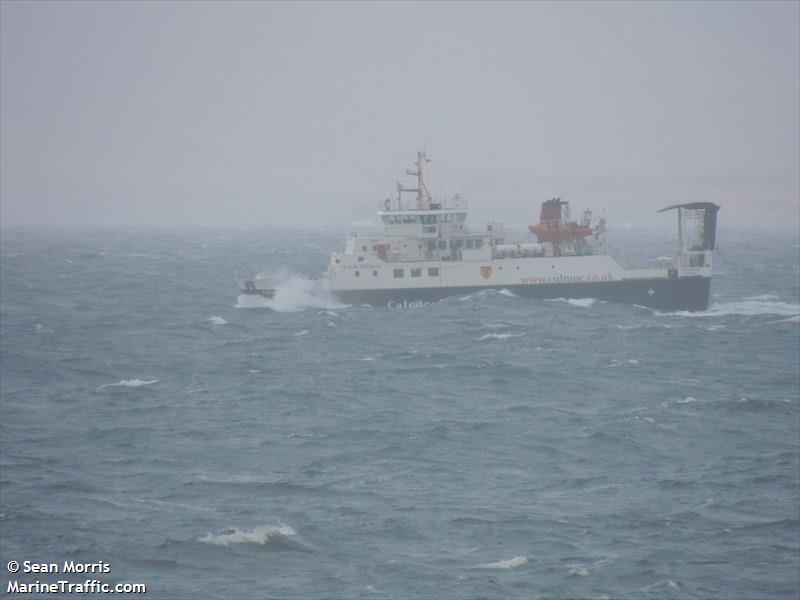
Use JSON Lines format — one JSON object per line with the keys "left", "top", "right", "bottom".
{"left": 1, "top": 225, "right": 798, "bottom": 599}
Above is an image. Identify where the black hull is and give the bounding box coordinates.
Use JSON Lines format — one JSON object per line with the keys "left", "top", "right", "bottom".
{"left": 328, "top": 276, "right": 711, "bottom": 311}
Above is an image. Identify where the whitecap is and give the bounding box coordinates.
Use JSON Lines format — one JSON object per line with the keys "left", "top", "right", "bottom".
{"left": 627, "top": 359, "right": 639, "bottom": 365}
{"left": 677, "top": 396, "right": 697, "bottom": 404}
{"left": 568, "top": 566, "right": 591, "bottom": 577}
{"left": 550, "top": 297, "right": 596, "bottom": 307}
{"left": 294, "top": 330, "right": 308, "bottom": 337}
{"left": 770, "top": 315, "right": 800, "bottom": 324}
{"left": 747, "top": 294, "right": 780, "bottom": 301}
{"left": 200, "top": 525, "right": 296, "bottom": 547}
{"left": 498, "top": 288, "right": 518, "bottom": 297}
{"left": 360, "top": 357, "right": 377, "bottom": 361}
{"left": 205, "top": 316, "right": 228, "bottom": 326}
{"left": 97, "top": 379, "right": 158, "bottom": 390}
{"left": 665, "top": 298, "right": 799, "bottom": 318}
{"left": 477, "top": 333, "right": 524, "bottom": 341}
{"left": 477, "top": 556, "right": 527, "bottom": 569}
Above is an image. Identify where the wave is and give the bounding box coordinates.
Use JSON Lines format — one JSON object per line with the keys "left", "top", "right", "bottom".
{"left": 609, "top": 358, "right": 639, "bottom": 367}
{"left": 476, "top": 556, "right": 527, "bottom": 569}
{"left": 498, "top": 288, "right": 518, "bottom": 298}
{"left": 205, "top": 316, "right": 228, "bottom": 326}
{"left": 235, "top": 276, "right": 348, "bottom": 313}
{"left": 667, "top": 298, "right": 799, "bottom": 318}
{"left": 200, "top": 525, "right": 296, "bottom": 547}
{"left": 770, "top": 315, "right": 800, "bottom": 324}
{"left": 477, "top": 333, "right": 524, "bottom": 341}
{"left": 568, "top": 566, "right": 591, "bottom": 577}
{"left": 550, "top": 297, "right": 596, "bottom": 307}
{"left": 97, "top": 379, "right": 158, "bottom": 390}
{"left": 294, "top": 330, "right": 308, "bottom": 337}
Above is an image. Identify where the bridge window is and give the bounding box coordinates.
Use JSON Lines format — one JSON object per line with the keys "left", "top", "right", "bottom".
{"left": 355, "top": 271, "right": 360, "bottom": 277}
{"left": 373, "top": 270, "right": 378, "bottom": 277}
{"left": 438, "top": 241, "right": 447, "bottom": 250}
{"left": 466, "top": 239, "right": 474, "bottom": 249}
{"left": 428, "top": 267, "right": 439, "bottom": 276}
{"left": 393, "top": 269, "right": 404, "bottom": 278}
{"left": 411, "top": 268, "right": 421, "bottom": 277}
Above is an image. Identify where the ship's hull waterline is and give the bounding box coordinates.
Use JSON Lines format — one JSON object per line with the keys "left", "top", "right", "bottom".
{"left": 242, "top": 276, "right": 712, "bottom": 312}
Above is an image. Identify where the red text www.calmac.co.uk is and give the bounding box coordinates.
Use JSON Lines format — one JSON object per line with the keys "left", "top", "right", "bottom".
{"left": 520, "top": 272, "right": 615, "bottom": 285}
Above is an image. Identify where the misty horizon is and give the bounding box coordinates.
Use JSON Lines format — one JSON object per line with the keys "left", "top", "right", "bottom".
{"left": 1, "top": 1, "right": 798, "bottom": 230}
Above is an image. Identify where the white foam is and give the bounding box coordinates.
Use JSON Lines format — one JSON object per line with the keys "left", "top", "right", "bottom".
{"left": 550, "top": 297, "right": 596, "bottom": 307}
{"left": 568, "top": 566, "right": 591, "bottom": 577}
{"left": 677, "top": 396, "right": 697, "bottom": 404}
{"left": 200, "top": 525, "right": 296, "bottom": 547}
{"left": 771, "top": 315, "right": 800, "bottom": 324}
{"left": 360, "top": 357, "right": 376, "bottom": 361}
{"left": 667, "top": 298, "right": 799, "bottom": 318}
{"left": 627, "top": 359, "right": 639, "bottom": 365}
{"left": 477, "top": 556, "right": 528, "bottom": 569}
{"left": 97, "top": 379, "right": 158, "bottom": 390}
{"left": 205, "top": 316, "right": 228, "bottom": 326}
{"left": 747, "top": 294, "right": 780, "bottom": 301}
{"left": 498, "top": 288, "right": 518, "bottom": 297}
{"left": 294, "top": 330, "right": 308, "bottom": 337}
{"left": 236, "top": 276, "right": 348, "bottom": 313}
{"left": 477, "top": 333, "right": 524, "bottom": 341}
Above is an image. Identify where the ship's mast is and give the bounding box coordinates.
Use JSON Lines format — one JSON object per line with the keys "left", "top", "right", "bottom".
{"left": 394, "top": 151, "right": 433, "bottom": 210}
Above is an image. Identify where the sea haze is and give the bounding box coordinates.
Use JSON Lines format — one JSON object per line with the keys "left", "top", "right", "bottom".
{"left": 1, "top": 225, "right": 798, "bottom": 599}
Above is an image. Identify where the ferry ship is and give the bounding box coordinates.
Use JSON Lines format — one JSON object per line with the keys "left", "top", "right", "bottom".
{"left": 239, "top": 153, "right": 720, "bottom": 311}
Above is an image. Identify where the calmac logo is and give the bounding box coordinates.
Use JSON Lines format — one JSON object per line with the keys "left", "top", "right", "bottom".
{"left": 480, "top": 266, "right": 492, "bottom": 279}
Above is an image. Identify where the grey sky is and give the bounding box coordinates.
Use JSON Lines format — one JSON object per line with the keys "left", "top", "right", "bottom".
{"left": 1, "top": 1, "right": 798, "bottom": 228}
